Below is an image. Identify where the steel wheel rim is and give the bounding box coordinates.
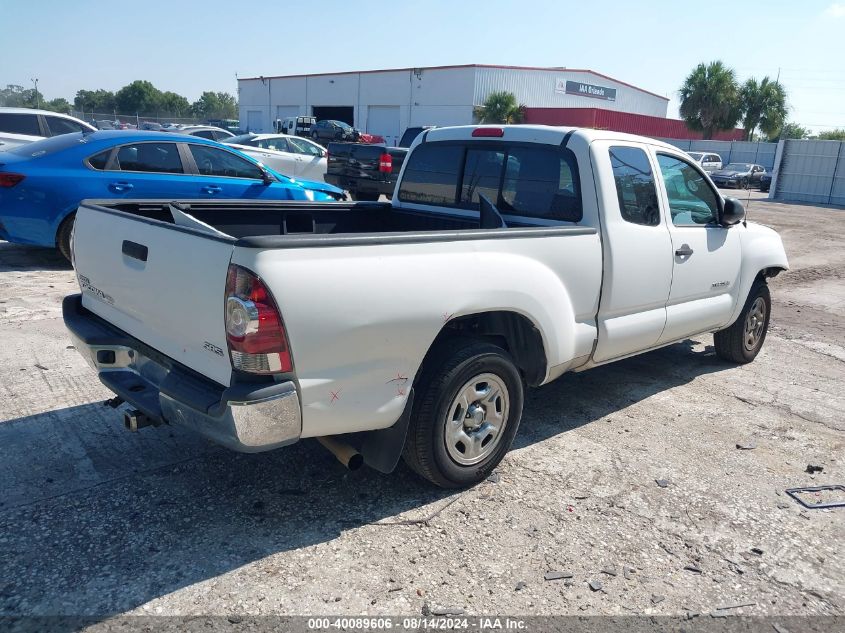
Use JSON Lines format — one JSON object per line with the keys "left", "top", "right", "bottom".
{"left": 444, "top": 372, "right": 509, "bottom": 466}
{"left": 744, "top": 297, "right": 767, "bottom": 351}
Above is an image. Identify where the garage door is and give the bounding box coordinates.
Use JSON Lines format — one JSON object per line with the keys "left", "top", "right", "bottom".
{"left": 367, "top": 106, "right": 400, "bottom": 146}
{"left": 276, "top": 106, "right": 299, "bottom": 122}
{"left": 246, "top": 110, "right": 263, "bottom": 133}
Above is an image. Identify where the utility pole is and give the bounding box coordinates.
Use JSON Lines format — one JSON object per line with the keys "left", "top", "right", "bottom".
{"left": 31, "top": 77, "right": 40, "bottom": 109}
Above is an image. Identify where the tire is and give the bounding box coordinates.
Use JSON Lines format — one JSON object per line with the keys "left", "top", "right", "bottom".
{"left": 741, "top": 178, "right": 749, "bottom": 190}
{"left": 56, "top": 213, "right": 76, "bottom": 263}
{"left": 402, "top": 339, "right": 524, "bottom": 488}
{"left": 714, "top": 281, "right": 771, "bottom": 363}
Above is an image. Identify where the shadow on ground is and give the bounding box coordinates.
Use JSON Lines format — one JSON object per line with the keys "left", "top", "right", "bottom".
{"left": 0, "top": 241, "right": 70, "bottom": 273}
{"left": 0, "top": 336, "right": 733, "bottom": 618}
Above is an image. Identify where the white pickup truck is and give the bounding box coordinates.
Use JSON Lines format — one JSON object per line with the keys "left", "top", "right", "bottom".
{"left": 64, "top": 125, "right": 788, "bottom": 487}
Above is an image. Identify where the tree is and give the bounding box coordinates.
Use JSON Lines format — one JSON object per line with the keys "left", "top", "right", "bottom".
{"left": 45, "top": 98, "right": 71, "bottom": 114}
{"left": 474, "top": 91, "right": 525, "bottom": 124}
{"left": 191, "top": 91, "right": 238, "bottom": 120}
{"left": 74, "top": 89, "right": 116, "bottom": 113}
{"left": 768, "top": 121, "right": 808, "bottom": 142}
{"left": 740, "top": 77, "right": 787, "bottom": 141}
{"left": 816, "top": 129, "right": 845, "bottom": 141}
{"left": 679, "top": 61, "right": 742, "bottom": 140}
{"left": 160, "top": 91, "right": 190, "bottom": 117}
{"left": 115, "top": 80, "right": 163, "bottom": 116}
{"left": 0, "top": 84, "right": 41, "bottom": 109}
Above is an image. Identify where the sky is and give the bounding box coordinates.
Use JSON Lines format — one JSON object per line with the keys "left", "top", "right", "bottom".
{"left": 2, "top": 0, "right": 844, "bottom": 133}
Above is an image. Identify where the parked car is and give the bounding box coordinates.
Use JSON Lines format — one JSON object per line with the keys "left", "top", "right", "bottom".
{"left": 325, "top": 126, "right": 434, "bottom": 200}
{"left": 139, "top": 121, "right": 164, "bottom": 131}
{"left": 275, "top": 116, "right": 316, "bottom": 137}
{"left": 166, "top": 125, "right": 234, "bottom": 141}
{"left": 206, "top": 119, "right": 241, "bottom": 134}
{"left": 710, "top": 163, "right": 767, "bottom": 189}
{"left": 311, "top": 119, "right": 360, "bottom": 143}
{"left": 0, "top": 107, "right": 96, "bottom": 151}
{"left": 0, "top": 130, "right": 344, "bottom": 260}
{"left": 63, "top": 124, "right": 787, "bottom": 488}
{"left": 93, "top": 120, "right": 117, "bottom": 130}
{"left": 222, "top": 133, "right": 327, "bottom": 182}
{"left": 759, "top": 170, "right": 773, "bottom": 192}
{"left": 687, "top": 151, "right": 722, "bottom": 172}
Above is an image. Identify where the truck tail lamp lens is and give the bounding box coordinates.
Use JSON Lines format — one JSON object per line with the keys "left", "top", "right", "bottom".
{"left": 472, "top": 127, "right": 504, "bottom": 137}
{"left": 378, "top": 152, "right": 392, "bottom": 173}
{"left": 225, "top": 264, "right": 292, "bottom": 374}
{"left": 0, "top": 173, "right": 25, "bottom": 187}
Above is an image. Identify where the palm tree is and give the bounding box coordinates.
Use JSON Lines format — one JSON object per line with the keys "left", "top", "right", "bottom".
{"left": 679, "top": 61, "right": 742, "bottom": 139}
{"left": 740, "top": 77, "right": 788, "bottom": 141}
{"left": 475, "top": 91, "right": 525, "bottom": 124}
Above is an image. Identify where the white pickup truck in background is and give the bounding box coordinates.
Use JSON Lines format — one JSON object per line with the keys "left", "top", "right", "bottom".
{"left": 64, "top": 125, "right": 788, "bottom": 487}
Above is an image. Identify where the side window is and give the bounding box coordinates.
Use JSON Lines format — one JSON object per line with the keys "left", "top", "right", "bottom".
{"left": 45, "top": 116, "right": 86, "bottom": 136}
{"left": 115, "top": 143, "right": 183, "bottom": 173}
{"left": 87, "top": 150, "right": 111, "bottom": 170}
{"left": 397, "top": 143, "right": 463, "bottom": 206}
{"left": 258, "top": 137, "right": 290, "bottom": 152}
{"left": 193, "top": 130, "right": 215, "bottom": 140}
{"left": 608, "top": 146, "right": 660, "bottom": 226}
{"left": 656, "top": 154, "right": 720, "bottom": 226}
{"left": 288, "top": 137, "right": 322, "bottom": 156}
{"left": 460, "top": 148, "right": 504, "bottom": 208}
{"left": 189, "top": 145, "right": 264, "bottom": 179}
{"left": 0, "top": 113, "right": 41, "bottom": 136}
{"left": 500, "top": 146, "right": 581, "bottom": 221}
{"left": 213, "top": 131, "right": 231, "bottom": 141}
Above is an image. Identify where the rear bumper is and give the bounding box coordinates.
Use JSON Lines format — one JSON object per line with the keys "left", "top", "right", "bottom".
{"left": 325, "top": 173, "right": 394, "bottom": 194}
{"left": 63, "top": 294, "right": 302, "bottom": 452}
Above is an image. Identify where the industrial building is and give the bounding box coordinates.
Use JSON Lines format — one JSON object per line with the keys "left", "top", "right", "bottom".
{"left": 238, "top": 64, "right": 722, "bottom": 145}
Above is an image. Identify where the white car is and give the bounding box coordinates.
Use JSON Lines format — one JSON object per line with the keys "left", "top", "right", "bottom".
{"left": 222, "top": 133, "right": 327, "bottom": 181}
{"left": 0, "top": 107, "right": 96, "bottom": 151}
{"left": 65, "top": 125, "right": 788, "bottom": 488}
{"left": 687, "top": 151, "right": 723, "bottom": 172}
{"left": 167, "top": 125, "right": 234, "bottom": 142}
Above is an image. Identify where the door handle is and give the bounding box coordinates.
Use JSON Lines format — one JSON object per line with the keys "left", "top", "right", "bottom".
{"left": 109, "top": 181, "right": 134, "bottom": 192}
{"left": 201, "top": 185, "right": 222, "bottom": 194}
{"left": 675, "top": 244, "right": 694, "bottom": 258}
{"left": 122, "top": 240, "right": 148, "bottom": 262}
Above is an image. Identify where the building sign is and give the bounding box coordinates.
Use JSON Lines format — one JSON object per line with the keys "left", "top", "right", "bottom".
{"left": 556, "top": 78, "right": 617, "bottom": 102}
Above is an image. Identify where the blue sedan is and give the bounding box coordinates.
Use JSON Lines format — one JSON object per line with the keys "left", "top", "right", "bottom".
{"left": 0, "top": 130, "right": 344, "bottom": 259}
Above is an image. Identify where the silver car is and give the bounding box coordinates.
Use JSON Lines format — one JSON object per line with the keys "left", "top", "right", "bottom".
{"left": 687, "top": 152, "right": 723, "bottom": 172}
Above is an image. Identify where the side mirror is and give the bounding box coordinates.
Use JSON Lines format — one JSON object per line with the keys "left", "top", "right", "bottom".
{"left": 261, "top": 168, "right": 275, "bottom": 185}
{"left": 720, "top": 197, "right": 746, "bottom": 226}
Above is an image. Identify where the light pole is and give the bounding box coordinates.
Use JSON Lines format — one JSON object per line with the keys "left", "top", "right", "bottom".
{"left": 31, "top": 78, "right": 40, "bottom": 109}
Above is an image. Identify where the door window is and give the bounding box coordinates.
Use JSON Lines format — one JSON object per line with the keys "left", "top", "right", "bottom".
{"left": 45, "top": 116, "right": 87, "bottom": 136}
{"left": 257, "top": 137, "right": 290, "bottom": 152}
{"left": 656, "top": 154, "right": 720, "bottom": 226}
{"left": 288, "top": 137, "right": 323, "bottom": 156}
{"left": 87, "top": 149, "right": 112, "bottom": 170}
{"left": 608, "top": 146, "right": 660, "bottom": 226}
{"left": 189, "top": 144, "right": 264, "bottom": 179}
{"left": 192, "top": 130, "right": 216, "bottom": 140}
{"left": 115, "top": 142, "right": 184, "bottom": 173}
{"left": 0, "top": 113, "right": 41, "bottom": 136}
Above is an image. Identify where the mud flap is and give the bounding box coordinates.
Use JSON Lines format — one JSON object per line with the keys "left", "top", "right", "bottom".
{"left": 358, "top": 389, "right": 414, "bottom": 474}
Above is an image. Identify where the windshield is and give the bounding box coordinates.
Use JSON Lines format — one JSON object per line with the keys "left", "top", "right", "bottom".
{"left": 725, "top": 163, "right": 752, "bottom": 171}
{"left": 332, "top": 120, "right": 352, "bottom": 130}
{"left": 9, "top": 132, "right": 93, "bottom": 157}
{"left": 223, "top": 134, "right": 258, "bottom": 145}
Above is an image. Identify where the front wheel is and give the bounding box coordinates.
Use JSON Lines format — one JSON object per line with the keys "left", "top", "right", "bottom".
{"left": 714, "top": 282, "right": 771, "bottom": 363}
{"left": 403, "top": 339, "right": 524, "bottom": 488}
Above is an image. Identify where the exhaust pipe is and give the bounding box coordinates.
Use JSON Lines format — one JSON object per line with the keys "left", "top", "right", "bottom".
{"left": 124, "top": 409, "right": 154, "bottom": 432}
{"left": 317, "top": 436, "right": 363, "bottom": 471}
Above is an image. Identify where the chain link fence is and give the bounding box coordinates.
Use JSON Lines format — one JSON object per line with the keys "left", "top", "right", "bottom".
{"left": 72, "top": 110, "right": 201, "bottom": 129}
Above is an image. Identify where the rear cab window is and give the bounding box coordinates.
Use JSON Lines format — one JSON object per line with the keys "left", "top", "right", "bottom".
{"left": 398, "top": 141, "right": 582, "bottom": 223}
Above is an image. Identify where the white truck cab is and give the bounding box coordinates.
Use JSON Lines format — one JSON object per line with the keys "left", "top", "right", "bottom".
{"left": 65, "top": 125, "right": 788, "bottom": 487}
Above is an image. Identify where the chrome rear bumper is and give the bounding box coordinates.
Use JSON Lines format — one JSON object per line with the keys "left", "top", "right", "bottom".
{"left": 63, "top": 294, "right": 301, "bottom": 452}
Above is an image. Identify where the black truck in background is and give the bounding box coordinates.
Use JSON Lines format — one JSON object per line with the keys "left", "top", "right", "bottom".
{"left": 325, "top": 126, "right": 433, "bottom": 201}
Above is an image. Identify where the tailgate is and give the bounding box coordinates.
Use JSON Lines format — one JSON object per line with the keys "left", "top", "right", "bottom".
{"left": 72, "top": 204, "right": 236, "bottom": 386}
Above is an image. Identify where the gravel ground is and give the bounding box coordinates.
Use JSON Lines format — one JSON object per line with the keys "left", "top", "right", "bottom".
{"left": 0, "top": 193, "right": 843, "bottom": 623}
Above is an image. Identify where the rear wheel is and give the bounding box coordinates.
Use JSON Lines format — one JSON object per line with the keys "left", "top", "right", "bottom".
{"left": 56, "top": 213, "right": 76, "bottom": 263}
{"left": 714, "top": 282, "right": 771, "bottom": 363}
{"left": 403, "top": 339, "right": 524, "bottom": 488}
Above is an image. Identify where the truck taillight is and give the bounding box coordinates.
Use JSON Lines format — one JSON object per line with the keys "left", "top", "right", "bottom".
{"left": 225, "top": 264, "right": 292, "bottom": 374}
{"left": 378, "top": 152, "right": 392, "bottom": 173}
{"left": 0, "top": 173, "right": 25, "bottom": 187}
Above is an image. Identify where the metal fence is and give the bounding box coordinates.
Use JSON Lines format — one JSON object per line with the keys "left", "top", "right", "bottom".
{"left": 658, "top": 138, "right": 779, "bottom": 171}
{"left": 768, "top": 139, "right": 845, "bottom": 206}
{"left": 72, "top": 110, "right": 201, "bottom": 127}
